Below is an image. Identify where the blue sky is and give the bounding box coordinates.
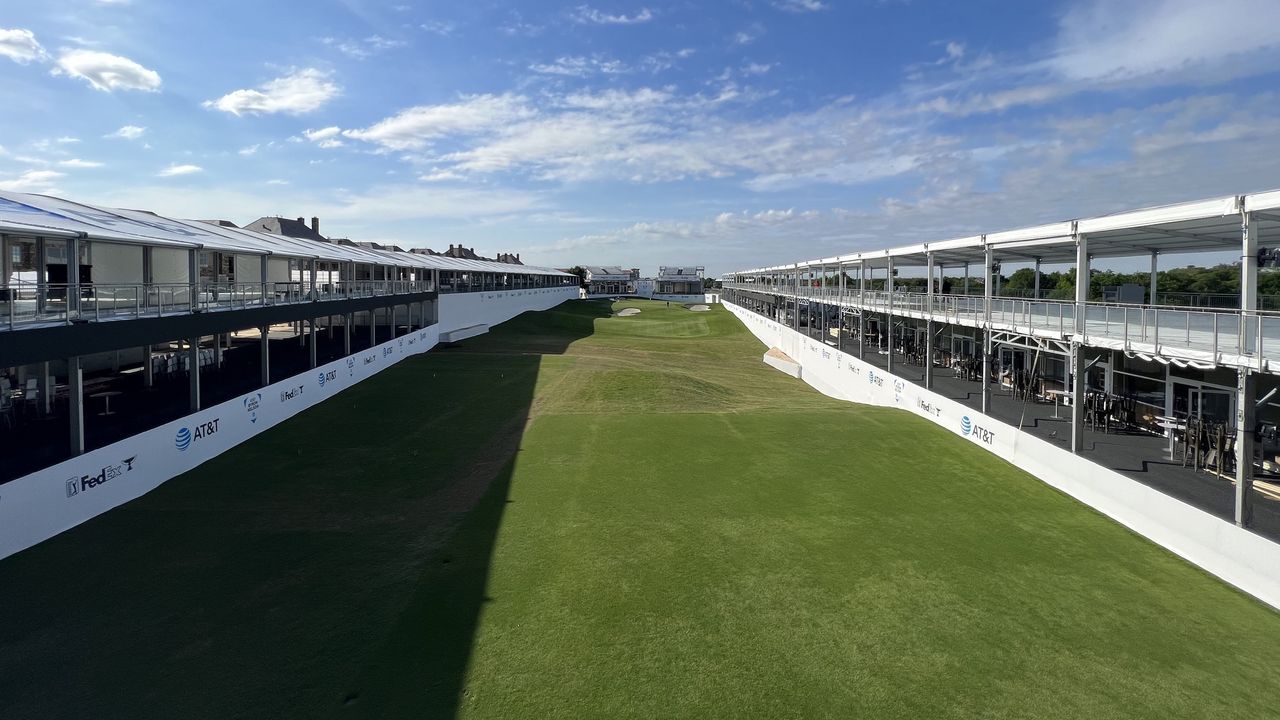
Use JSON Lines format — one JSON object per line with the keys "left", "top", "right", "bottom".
{"left": 2, "top": 0, "right": 1279, "bottom": 275}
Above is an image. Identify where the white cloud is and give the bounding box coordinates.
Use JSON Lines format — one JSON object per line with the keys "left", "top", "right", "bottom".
{"left": 106, "top": 125, "right": 146, "bottom": 140}
{"left": 773, "top": 0, "right": 826, "bottom": 11}
{"left": 303, "top": 127, "right": 342, "bottom": 141}
{"left": 55, "top": 136, "right": 80, "bottom": 144}
{"left": 204, "top": 68, "right": 339, "bottom": 116}
{"left": 343, "top": 94, "right": 534, "bottom": 151}
{"left": 157, "top": 163, "right": 202, "bottom": 177}
{"left": 420, "top": 20, "right": 457, "bottom": 36}
{"left": 571, "top": 5, "right": 654, "bottom": 25}
{"left": 58, "top": 158, "right": 104, "bottom": 168}
{"left": 0, "top": 28, "right": 47, "bottom": 64}
{"left": 54, "top": 49, "right": 162, "bottom": 92}
{"left": 0, "top": 169, "right": 64, "bottom": 192}
{"left": 265, "top": 179, "right": 289, "bottom": 185}
{"left": 238, "top": 144, "right": 259, "bottom": 156}
{"left": 322, "top": 35, "right": 407, "bottom": 60}
{"left": 743, "top": 62, "right": 775, "bottom": 76}
{"left": 1050, "top": 0, "right": 1280, "bottom": 84}
{"left": 530, "top": 55, "right": 627, "bottom": 77}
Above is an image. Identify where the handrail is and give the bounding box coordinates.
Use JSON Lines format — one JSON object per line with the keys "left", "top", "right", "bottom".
{"left": 0, "top": 279, "right": 440, "bottom": 330}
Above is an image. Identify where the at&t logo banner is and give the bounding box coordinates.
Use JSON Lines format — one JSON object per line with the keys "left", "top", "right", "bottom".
{"left": 961, "top": 415, "right": 995, "bottom": 445}
{"left": 175, "top": 419, "right": 220, "bottom": 452}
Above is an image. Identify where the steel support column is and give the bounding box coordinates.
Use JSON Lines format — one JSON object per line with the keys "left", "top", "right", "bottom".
{"left": 858, "top": 261, "right": 866, "bottom": 359}
{"left": 344, "top": 312, "right": 353, "bottom": 355}
{"left": 1071, "top": 231, "right": 1089, "bottom": 454}
{"left": 309, "top": 318, "right": 318, "bottom": 368}
{"left": 188, "top": 337, "right": 201, "bottom": 412}
{"left": 1236, "top": 369, "right": 1256, "bottom": 527}
{"left": 837, "top": 263, "right": 845, "bottom": 352}
{"left": 886, "top": 258, "right": 895, "bottom": 374}
{"left": 981, "top": 243, "right": 992, "bottom": 414}
{"left": 1149, "top": 251, "right": 1159, "bottom": 306}
{"left": 925, "top": 251, "right": 934, "bottom": 389}
{"left": 260, "top": 325, "right": 270, "bottom": 386}
{"left": 69, "top": 355, "right": 84, "bottom": 455}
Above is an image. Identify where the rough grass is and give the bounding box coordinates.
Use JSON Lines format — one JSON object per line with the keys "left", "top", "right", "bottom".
{"left": 2, "top": 299, "right": 1279, "bottom": 720}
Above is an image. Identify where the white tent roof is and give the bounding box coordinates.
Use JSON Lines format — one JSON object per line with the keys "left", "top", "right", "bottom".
{"left": 0, "top": 190, "right": 571, "bottom": 276}
{"left": 732, "top": 189, "right": 1280, "bottom": 274}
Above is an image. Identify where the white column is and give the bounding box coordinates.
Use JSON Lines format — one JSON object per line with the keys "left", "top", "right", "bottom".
{"left": 887, "top": 258, "right": 895, "bottom": 374}
{"left": 982, "top": 243, "right": 992, "bottom": 415}
{"left": 188, "top": 337, "right": 200, "bottom": 411}
{"left": 858, "top": 261, "right": 866, "bottom": 358}
{"left": 1071, "top": 231, "right": 1089, "bottom": 453}
{"left": 837, "top": 263, "right": 845, "bottom": 352}
{"left": 260, "top": 326, "right": 270, "bottom": 386}
{"left": 926, "top": 251, "right": 934, "bottom": 389}
{"left": 1034, "top": 258, "right": 1041, "bottom": 299}
{"left": 1149, "top": 251, "right": 1158, "bottom": 306}
{"left": 1237, "top": 211, "right": 1259, "bottom": 526}
{"left": 69, "top": 356, "right": 84, "bottom": 455}
{"left": 309, "top": 318, "right": 318, "bottom": 368}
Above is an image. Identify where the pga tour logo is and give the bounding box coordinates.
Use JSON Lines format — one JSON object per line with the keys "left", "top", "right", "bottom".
{"left": 175, "top": 419, "right": 220, "bottom": 452}
{"left": 66, "top": 456, "right": 136, "bottom": 498}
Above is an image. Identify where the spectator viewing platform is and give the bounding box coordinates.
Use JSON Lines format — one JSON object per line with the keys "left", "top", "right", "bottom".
{"left": 0, "top": 191, "right": 573, "bottom": 332}
{"left": 722, "top": 189, "right": 1280, "bottom": 536}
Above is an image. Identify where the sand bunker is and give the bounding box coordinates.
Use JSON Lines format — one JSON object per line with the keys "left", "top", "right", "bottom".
{"left": 688, "top": 304, "right": 710, "bottom": 312}
{"left": 617, "top": 308, "right": 642, "bottom": 316}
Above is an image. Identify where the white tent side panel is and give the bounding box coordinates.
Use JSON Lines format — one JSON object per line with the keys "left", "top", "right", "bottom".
{"left": 151, "top": 247, "right": 189, "bottom": 285}
{"left": 234, "top": 254, "right": 263, "bottom": 284}
{"left": 89, "top": 242, "right": 143, "bottom": 285}
{"left": 267, "top": 257, "right": 291, "bottom": 284}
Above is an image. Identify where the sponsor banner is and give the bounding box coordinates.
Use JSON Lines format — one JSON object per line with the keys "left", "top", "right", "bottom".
{"left": 0, "top": 285, "right": 578, "bottom": 559}
{"left": 723, "top": 300, "right": 1280, "bottom": 610}
{"left": 0, "top": 324, "right": 441, "bottom": 560}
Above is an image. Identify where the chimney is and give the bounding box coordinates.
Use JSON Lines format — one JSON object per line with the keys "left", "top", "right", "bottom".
{"left": 296, "top": 217, "right": 304, "bottom": 224}
{"left": 516, "top": 253, "right": 520, "bottom": 261}
{"left": 311, "top": 216, "right": 320, "bottom": 235}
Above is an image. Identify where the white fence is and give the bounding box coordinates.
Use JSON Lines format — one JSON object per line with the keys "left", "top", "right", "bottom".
{"left": 724, "top": 301, "right": 1280, "bottom": 610}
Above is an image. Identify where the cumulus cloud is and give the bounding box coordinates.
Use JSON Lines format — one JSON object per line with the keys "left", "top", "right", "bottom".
{"left": 0, "top": 169, "right": 64, "bottom": 192}
{"left": 343, "top": 93, "right": 534, "bottom": 151}
{"left": 58, "top": 158, "right": 104, "bottom": 168}
{"left": 571, "top": 5, "right": 654, "bottom": 24}
{"left": 53, "top": 49, "right": 161, "bottom": 92}
{"left": 157, "top": 163, "right": 202, "bottom": 177}
{"left": 322, "top": 35, "right": 407, "bottom": 60}
{"left": 300, "top": 126, "right": 345, "bottom": 148}
{"left": 204, "top": 68, "right": 339, "bottom": 116}
{"left": 0, "top": 28, "right": 47, "bottom": 64}
{"left": 105, "top": 125, "right": 146, "bottom": 140}
{"left": 773, "top": 0, "right": 827, "bottom": 11}
{"left": 530, "top": 55, "right": 627, "bottom": 77}
{"left": 1049, "top": 0, "right": 1280, "bottom": 84}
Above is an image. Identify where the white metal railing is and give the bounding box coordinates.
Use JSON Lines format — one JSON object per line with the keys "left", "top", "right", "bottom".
{"left": 1, "top": 279, "right": 437, "bottom": 330}
{"left": 721, "top": 282, "right": 1279, "bottom": 364}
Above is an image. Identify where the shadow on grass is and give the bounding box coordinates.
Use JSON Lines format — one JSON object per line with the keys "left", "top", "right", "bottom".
{"left": 0, "top": 299, "right": 612, "bottom": 720}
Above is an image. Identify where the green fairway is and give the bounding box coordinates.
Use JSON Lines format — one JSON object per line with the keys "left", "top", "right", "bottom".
{"left": 2, "top": 299, "right": 1279, "bottom": 719}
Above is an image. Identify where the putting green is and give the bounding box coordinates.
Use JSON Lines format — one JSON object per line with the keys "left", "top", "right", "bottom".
{"left": 2, "top": 299, "right": 1278, "bottom": 720}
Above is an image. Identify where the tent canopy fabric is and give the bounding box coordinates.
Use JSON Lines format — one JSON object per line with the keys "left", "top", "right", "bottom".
{"left": 0, "top": 191, "right": 571, "bottom": 277}
{"left": 732, "top": 189, "right": 1280, "bottom": 274}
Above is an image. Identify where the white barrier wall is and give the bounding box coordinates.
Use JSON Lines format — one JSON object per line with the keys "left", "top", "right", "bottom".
{"left": 724, "top": 301, "right": 1280, "bottom": 610}
{"left": 438, "top": 286, "right": 578, "bottom": 333}
{"left": 0, "top": 288, "right": 579, "bottom": 559}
